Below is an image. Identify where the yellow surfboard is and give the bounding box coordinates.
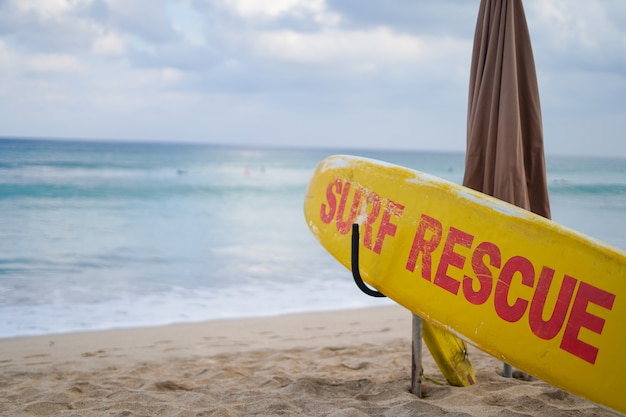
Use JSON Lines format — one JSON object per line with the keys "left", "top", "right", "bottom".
{"left": 304, "top": 155, "right": 626, "bottom": 415}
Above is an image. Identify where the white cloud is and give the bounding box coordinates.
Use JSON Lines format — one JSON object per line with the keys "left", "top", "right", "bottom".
{"left": 129, "top": 66, "right": 186, "bottom": 87}
{"left": 529, "top": 0, "right": 626, "bottom": 59}
{"left": 531, "top": 1, "right": 602, "bottom": 47}
{"left": 218, "top": 0, "right": 340, "bottom": 25}
{"left": 161, "top": 67, "right": 184, "bottom": 82}
{"left": 0, "top": 40, "right": 13, "bottom": 68}
{"left": 254, "top": 27, "right": 469, "bottom": 75}
{"left": 256, "top": 28, "right": 418, "bottom": 63}
{"left": 92, "top": 32, "right": 126, "bottom": 56}
{"left": 27, "top": 53, "right": 85, "bottom": 73}
{"left": 0, "top": 39, "right": 85, "bottom": 76}
{"left": 14, "top": 0, "right": 89, "bottom": 19}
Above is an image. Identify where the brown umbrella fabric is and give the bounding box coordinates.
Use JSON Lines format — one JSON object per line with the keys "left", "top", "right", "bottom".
{"left": 463, "top": 0, "right": 551, "bottom": 219}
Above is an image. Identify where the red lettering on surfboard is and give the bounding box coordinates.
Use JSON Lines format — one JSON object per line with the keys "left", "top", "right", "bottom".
{"left": 560, "top": 282, "right": 616, "bottom": 365}
{"left": 319, "top": 178, "right": 402, "bottom": 254}
{"left": 528, "top": 268, "right": 577, "bottom": 340}
{"left": 405, "top": 214, "right": 443, "bottom": 280}
{"left": 373, "top": 200, "right": 405, "bottom": 254}
{"left": 320, "top": 179, "right": 341, "bottom": 224}
{"left": 403, "top": 215, "right": 617, "bottom": 365}
{"left": 318, "top": 177, "right": 618, "bottom": 365}
{"left": 494, "top": 256, "right": 535, "bottom": 323}
{"left": 463, "top": 241, "right": 500, "bottom": 305}
{"left": 362, "top": 191, "right": 381, "bottom": 251}
{"left": 434, "top": 227, "right": 474, "bottom": 295}
{"left": 336, "top": 182, "right": 364, "bottom": 234}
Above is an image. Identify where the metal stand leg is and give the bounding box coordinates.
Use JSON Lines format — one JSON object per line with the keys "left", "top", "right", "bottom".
{"left": 411, "top": 314, "right": 423, "bottom": 397}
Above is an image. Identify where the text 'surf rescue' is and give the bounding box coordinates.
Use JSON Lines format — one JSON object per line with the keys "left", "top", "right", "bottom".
{"left": 320, "top": 178, "right": 616, "bottom": 365}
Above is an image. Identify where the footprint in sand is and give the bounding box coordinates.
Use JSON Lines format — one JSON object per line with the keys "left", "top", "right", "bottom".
{"left": 80, "top": 350, "right": 106, "bottom": 358}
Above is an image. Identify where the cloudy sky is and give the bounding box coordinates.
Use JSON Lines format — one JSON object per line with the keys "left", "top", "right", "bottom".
{"left": 0, "top": 0, "right": 625, "bottom": 156}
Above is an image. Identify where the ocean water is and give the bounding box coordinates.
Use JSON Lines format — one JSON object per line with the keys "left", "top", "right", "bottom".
{"left": 1, "top": 138, "right": 625, "bottom": 338}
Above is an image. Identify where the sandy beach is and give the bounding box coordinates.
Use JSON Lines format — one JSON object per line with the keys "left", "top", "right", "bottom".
{"left": 0, "top": 305, "right": 617, "bottom": 416}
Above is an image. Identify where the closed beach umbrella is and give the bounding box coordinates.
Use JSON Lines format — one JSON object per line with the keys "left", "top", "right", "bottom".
{"left": 464, "top": 0, "right": 550, "bottom": 219}
{"left": 463, "top": 0, "right": 551, "bottom": 376}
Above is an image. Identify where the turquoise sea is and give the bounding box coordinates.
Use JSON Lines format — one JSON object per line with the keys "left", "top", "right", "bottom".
{"left": 1, "top": 138, "right": 625, "bottom": 338}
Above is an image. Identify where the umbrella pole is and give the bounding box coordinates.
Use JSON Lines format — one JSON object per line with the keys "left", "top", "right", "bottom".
{"left": 411, "top": 314, "right": 423, "bottom": 397}
{"left": 503, "top": 363, "right": 512, "bottom": 378}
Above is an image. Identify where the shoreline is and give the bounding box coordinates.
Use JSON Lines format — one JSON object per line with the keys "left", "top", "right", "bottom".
{"left": 0, "top": 305, "right": 615, "bottom": 416}
{"left": 1, "top": 305, "right": 410, "bottom": 368}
